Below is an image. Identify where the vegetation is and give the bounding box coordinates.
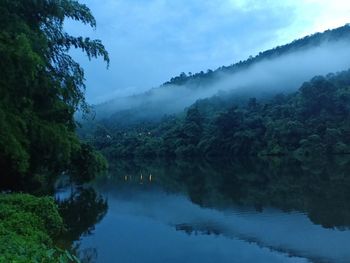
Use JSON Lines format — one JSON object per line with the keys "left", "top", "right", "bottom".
{"left": 83, "top": 69, "right": 350, "bottom": 159}
{"left": 0, "top": 0, "right": 109, "bottom": 189}
{"left": 0, "top": 194, "right": 79, "bottom": 262}
{"left": 163, "top": 24, "right": 350, "bottom": 87}
{"left": 90, "top": 24, "right": 350, "bottom": 126}
{"left": 0, "top": 1, "right": 109, "bottom": 261}
{"left": 2, "top": 0, "right": 350, "bottom": 260}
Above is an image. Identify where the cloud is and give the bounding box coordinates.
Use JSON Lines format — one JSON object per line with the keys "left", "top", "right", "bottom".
{"left": 65, "top": 0, "right": 350, "bottom": 103}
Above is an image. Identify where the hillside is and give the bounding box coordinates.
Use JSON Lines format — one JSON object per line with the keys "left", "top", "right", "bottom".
{"left": 84, "top": 69, "right": 350, "bottom": 159}
{"left": 90, "top": 24, "right": 350, "bottom": 125}
{"left": 163, "top": 24, "right": 350, "bottom": 86}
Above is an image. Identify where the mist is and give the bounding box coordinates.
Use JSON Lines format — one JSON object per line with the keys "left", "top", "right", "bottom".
{"left": 93, "top": 39, "right": 350, "bottom": 122}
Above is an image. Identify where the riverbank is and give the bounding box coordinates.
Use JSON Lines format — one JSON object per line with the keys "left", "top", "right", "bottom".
{"left": 0, "top": 193, "right": 79, "bottom": 263}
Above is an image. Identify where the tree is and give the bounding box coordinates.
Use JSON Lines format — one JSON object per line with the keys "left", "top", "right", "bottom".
{"left": 0, "top": 0, "right": 109, "bottom": 183}
{"left": 183, "top": 107, "right": 203, "bottom": 145}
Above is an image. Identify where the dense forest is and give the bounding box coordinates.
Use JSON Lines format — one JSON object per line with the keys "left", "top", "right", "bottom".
{"left": 0, "top": 0, "right": 108, "bottom": 262}
{"left": 163, "top": 24, "right": 350, "bottom": 87}
{"left": 83, "top": 69, "right": 350, "bottom": 159}
{"left": 90, "top": 24, "right": 350, "bottom": 126}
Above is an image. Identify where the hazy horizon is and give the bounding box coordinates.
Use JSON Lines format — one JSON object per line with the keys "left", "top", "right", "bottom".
{"left": 90, "top": 38, "right": 350, "bottom": 123}
{"left": 65, "top": 0, "right": 350, "bottom": 104}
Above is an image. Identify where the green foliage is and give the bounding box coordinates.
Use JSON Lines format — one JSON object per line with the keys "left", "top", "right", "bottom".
{"left": 163, "top": 25, "right": 350, "bottom": 87}
{"left": 86, "top": 70, "right": 350, "bottom": 159}
{"left": 0, "top": 193, "right": 79, "bottom": 263}
{"left": 0, "top": 0, "right": 109, "bottom": 183}
{"left": 70, "top": 143, "right": 108, "bottom": 182}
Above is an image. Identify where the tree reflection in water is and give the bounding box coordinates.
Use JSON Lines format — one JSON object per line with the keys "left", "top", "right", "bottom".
{"left": 56, "top": 187, "right": 108, "bottom": 262}
{"left": 54, "top": 156, "right": 350, "bottom": 263}
{"left": 101, "top": 156, "right": 350, "bottom": 230}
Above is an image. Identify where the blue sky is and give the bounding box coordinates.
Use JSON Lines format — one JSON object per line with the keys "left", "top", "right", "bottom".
{"left": 65, "top": 0, "right": 350, "bottom": 103}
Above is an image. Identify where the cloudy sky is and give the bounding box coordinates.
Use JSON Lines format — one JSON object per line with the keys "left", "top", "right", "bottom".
{"left": 65, "top": 0, "right": 350, "bottom": 103}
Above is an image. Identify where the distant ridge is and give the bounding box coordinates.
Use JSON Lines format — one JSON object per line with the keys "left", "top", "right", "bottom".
{"left": 163, "top": 24, "right": 350, "bottom": 87}
{"left": 91, "top": 24, "right": 350, "bottom": 124}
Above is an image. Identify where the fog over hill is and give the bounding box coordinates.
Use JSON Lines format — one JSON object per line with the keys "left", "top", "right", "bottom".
{"left": 90, "top": 25, "right": 350, "bottom": 124}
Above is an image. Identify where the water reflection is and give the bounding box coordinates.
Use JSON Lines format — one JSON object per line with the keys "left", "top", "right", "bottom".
{"left": 55, "top": 186, "right": 108, "bottom": 261}
{"left": 60, "top": 157, "right": 350, "bottom": 263}
{"left": 78, "top": 247, "right": 98, "bottom": 263}
{"left": 100, "top": 157, "right": 350, "bottom": 230}
{"left": 57, "top": 187, "right": 108, "bottom": 240}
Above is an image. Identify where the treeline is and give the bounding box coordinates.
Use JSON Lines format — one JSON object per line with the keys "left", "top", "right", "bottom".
{"left": 163, "top": 24, "right": 350, "bottom": 87}
{"left": 85, "top": 69, "right": 350, "bottom": 159}
{"left": 91, "top": 24, "right": 350, "bottom": 127}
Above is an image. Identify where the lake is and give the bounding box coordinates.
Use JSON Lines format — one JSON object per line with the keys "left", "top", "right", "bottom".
{"left": 56, "top": 157, "right": 350, "bottom": 263}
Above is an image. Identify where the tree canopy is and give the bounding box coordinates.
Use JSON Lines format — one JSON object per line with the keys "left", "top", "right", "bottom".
{"left": 163, "top": 24, "right": 350, "bottom": 87}
{"left": 82, "top": 70, "right": 350, "bottom": 160}
{"left": 0, "top": 0, "right": 109, "bottom": 185}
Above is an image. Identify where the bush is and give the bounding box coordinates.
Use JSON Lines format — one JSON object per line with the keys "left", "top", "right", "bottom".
{"left": 0, "top": 193, "right": 79, "bottom": 263}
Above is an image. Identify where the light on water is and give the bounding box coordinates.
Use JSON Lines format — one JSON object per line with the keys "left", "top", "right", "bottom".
{"left": 56, "top": 158, "right": 350, "bottom": 263}
{"left": 4, "top": 2, "right": 350, "bottom": 262}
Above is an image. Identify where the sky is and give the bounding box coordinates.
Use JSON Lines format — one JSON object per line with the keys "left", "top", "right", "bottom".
{"left": 65, "top": 0, "right": 350, "bottom": 104}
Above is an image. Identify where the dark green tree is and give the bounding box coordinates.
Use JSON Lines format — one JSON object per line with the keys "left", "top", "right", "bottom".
{"left": 0, "top": 0, "right": 109, "bottom": 185}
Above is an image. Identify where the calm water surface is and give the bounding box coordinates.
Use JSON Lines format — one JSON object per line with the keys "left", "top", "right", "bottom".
{"left": 56, "top": 157, "right": 350, "bottom": 263}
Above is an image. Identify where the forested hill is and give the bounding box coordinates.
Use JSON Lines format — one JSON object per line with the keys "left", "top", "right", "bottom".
{"left": 85, "top": 69, "right": 350, "bottom": 159}
{"left": 93, "top": 24, "right": 350, "bottom": 124}
{"left": 163, "top": 24, "right": 350, "bottom": 87}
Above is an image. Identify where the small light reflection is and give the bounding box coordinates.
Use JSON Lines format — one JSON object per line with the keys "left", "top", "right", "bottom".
{"left": 123, "top": 173, "right": 154, "bottom": 184}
